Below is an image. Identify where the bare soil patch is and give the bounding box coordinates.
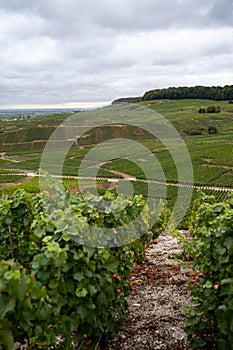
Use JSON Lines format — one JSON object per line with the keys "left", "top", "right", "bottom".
{"left": 0, "top": 175, "right": 29, "bottom": 188}
{"left": 201, "top": 163, "right": 233, "bottom": 169}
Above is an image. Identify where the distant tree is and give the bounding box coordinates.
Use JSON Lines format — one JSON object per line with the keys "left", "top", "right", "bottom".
{"left": 112, "top": 97, "right": 142, "bottom": 104}
{"left": 115, "top": 85, "right": 233, "bottom": 104}
{"left": 142, "top": 85, "right": 233, "bottom": 101}
{"left": 224, "top": 86, "right": 233, "bottom": 100}
{"left": 198, "top": 106, "right": 206, "bottom": 113}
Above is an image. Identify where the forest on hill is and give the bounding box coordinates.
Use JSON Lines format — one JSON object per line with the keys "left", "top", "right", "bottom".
{"left": 112, "top": 85, "right": 233, "bottom": 104}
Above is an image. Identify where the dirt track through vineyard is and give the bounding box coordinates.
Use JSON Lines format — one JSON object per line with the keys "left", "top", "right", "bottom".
{"left": 106, "top": 230, "right": 195, "bottom": 350}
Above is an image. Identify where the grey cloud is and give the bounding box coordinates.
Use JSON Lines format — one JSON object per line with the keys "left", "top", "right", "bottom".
{"left": 2, "top": 1, "right": 232, "bottom": 36}
{"left": 90, "top": 0, "right": 232, "bottom": 31}
{"left": 0, "top": 0, "right": 34, "bottom": 13}
{"left": 0, "top": 0, "right": 232, "bottom": 106}
{"left": 207, "top": 0, "right": 233, "bottom": 25}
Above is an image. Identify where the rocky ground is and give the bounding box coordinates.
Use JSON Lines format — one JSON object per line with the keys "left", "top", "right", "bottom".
{"left": 106, "top": 231, "right": 196, "bottom": 350}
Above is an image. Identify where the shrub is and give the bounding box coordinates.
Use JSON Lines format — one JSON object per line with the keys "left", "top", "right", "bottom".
{"left": 206, "top": 105, "right": 220, "bottom": 113}
{"left": 198, "top": 107, "right": 206, "bottom": 114}
{"left": 208, "top": 125, "right": 217, "bottom": 134}
{"left": 189, "top": 131, "right": 202, "bottom": 136}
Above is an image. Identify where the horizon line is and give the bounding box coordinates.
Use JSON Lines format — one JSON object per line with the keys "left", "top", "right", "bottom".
{"left": 0, "top": 101, "right": 111, "bottom": 110}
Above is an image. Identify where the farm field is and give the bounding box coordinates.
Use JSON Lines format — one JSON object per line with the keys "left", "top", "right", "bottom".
{"left": 0, "top": 99, "right": 232, "bottom": 193}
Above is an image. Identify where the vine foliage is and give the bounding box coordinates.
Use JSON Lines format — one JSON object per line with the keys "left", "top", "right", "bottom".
{"left": 184, "top": 193, "right": 233, "bottom": 349}
{"left": 0, "top": 186, "right": 154, "bottom": 349}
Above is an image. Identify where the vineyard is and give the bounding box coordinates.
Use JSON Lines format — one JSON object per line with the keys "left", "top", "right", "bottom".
{"left": 0, "top": 183, "right": 167, "bottom": 349}
{"left": 0, "top": 100, "right": 232, "bottom": 349}
{"left": 196, "top": 188, "right": 230, "bottom": 202}
{"left": 0, "top": 184, "right": 232, "bottom": 349}
{"left": 0, "top": 99, "right": 233, "bottom": 189}
{"left": 0, "top": 174, "right": 26, "bottom": 184}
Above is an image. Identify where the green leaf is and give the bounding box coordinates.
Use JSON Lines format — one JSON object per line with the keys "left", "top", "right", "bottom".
{"left": 76, "top": 305, "right": 89, "bottom": 320}
{"left": 218, "top": 305, "right": 227, "bottom": 311}
{"left": 192, "top": 299, "right": 201, "bottom": 307}
{"left": 73, "top": 272, "right": 84, "bottom": 282}
{"left": 48, "top": 279, "right": 59, "bottom": 289}
{"left": 204, "top": 281, "right": 212, "bottom": 289}
{"left": 3, "top": 272, "right": 12, "bottom": 281}
{"left": 24, "top": 216, "right": 31, "bottom": 226}
{"left": 42, "top": 236, "right": 53, "bottom": 243}
{"left": 83, "top": 246, "right": 96, "bottom": 258}
{"left": 0, "top": 295, "right": 16, "bottom": 318}
{"left": 37, "top": 304, "right": 53, "bottom": 320}
{"left": 224, "top": 236, "right": 233, "bottom": 250}
{"left": 0, "top": 330, "right": 14, "bottom": 349}
{"left": 34, "top": 226, "right": 46, "bottom": 238}
{"left": 103, "top": 258, "right": 119, "bottom": 272}
{"left": 217, "top": 246, "right": 226, "bottom": 256}
{"left": 31, "top": 254, "right": 49, "bottom": 269}
{"left": 97, "top": 291, "right": 108, "bottom": 306}
{"left": 73, "top": 250, "right": 84, "bottom": 260}
{"left": 89, "top": 285, "right": 97, "bottom": 296}
{"left": 37, "top": 270, "right": 50, "bottom": 282}
{"left": 221, "top": 278, "right": 233, "bottom": 285}
{"left": 75, "top": 288, "right": 88, "bottom": 298}
{"left": 5, "top": 216, "right": 12, "bottom": 225}
{"left": 66, "top": 279, "right": 74, "bottom": 293}
{"left": 61, "top": 232, "right": 70, "bottom": 241}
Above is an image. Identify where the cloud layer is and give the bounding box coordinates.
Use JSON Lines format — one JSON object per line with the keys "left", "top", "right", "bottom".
{"left": 0, "top": 0, "right": 232, "bottom": 106}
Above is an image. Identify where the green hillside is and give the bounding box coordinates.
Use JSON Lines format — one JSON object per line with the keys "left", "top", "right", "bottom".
{"left": 104, "top": 99, "right": 233, "bottom": 187}
{"left": 0, "top": 100, "right": 232, "bottom": 190}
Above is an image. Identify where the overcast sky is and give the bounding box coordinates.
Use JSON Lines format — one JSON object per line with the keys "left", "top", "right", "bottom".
{"left": 0, "top": 0, "right": 232, "bottom": 108}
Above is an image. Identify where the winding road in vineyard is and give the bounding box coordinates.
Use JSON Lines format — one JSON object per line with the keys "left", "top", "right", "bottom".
{"left": 1, "top": 168, "right": 233, "bottom": 193}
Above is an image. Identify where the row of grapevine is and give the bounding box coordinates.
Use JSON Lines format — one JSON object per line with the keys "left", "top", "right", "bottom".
{"left": 179, "top": 188, "right": 232, "bottom": 229}
{"left": 199, "top": 188, "right": 231, "bottom": 202}
{"left": 0, "top": 181, "right": 162, "bottom": 349}
{"left": 184, "top": 193, "right": 233, "bottom": 349}
{"left": 0, "top": 174, "right": 26, "bottom": 183}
